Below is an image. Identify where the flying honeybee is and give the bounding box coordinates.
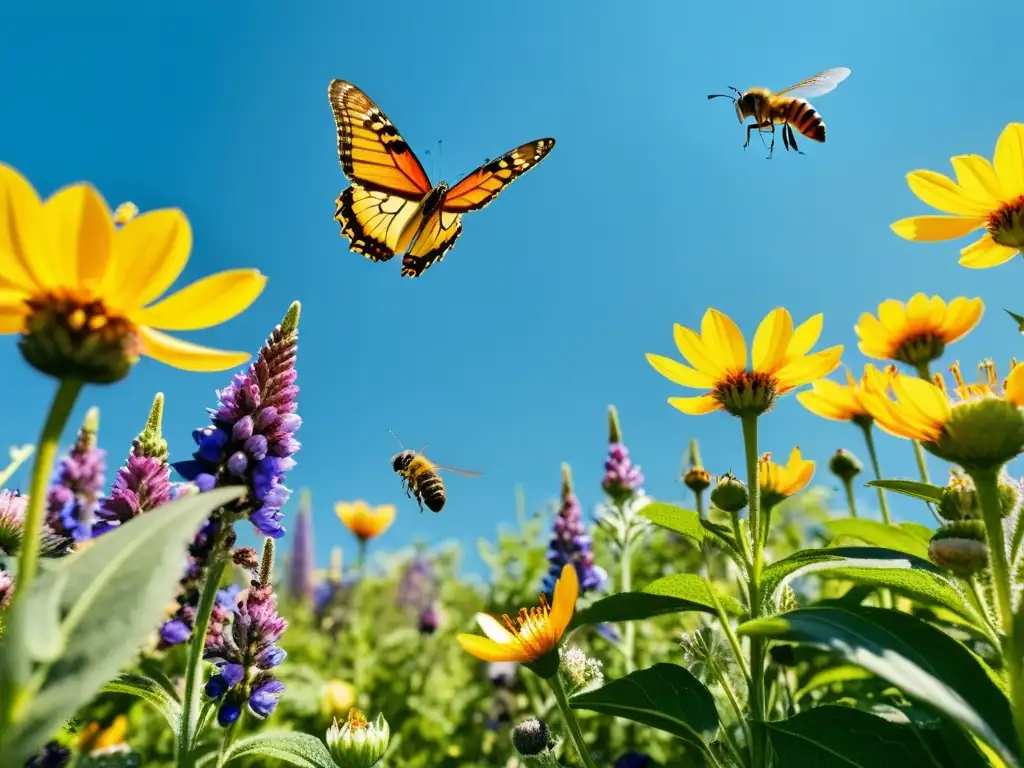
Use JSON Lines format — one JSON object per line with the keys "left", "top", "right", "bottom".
{"left": 708, "top": 67, "right": 851, "bottom": 159}
{"left": 389, "top": 430, "right": 482, "bottom": 513}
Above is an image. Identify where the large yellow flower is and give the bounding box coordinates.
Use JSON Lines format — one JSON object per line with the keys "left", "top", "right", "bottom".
{"left": 335, "top": 500, "right": 396, "bottom": 542}
{"left": 457, "top": 563, "right": 578, "bottom": 666}
{"left": 759, "top": 447, "right": 815, "bottom": 502}
{"left": 646, "top": 307, "right": 843, "bottom": 417}
{"left": 0, "top": 164, "right": 265, "bottom": 379}
{"left": 796, "top": 364, "right": 896, "bottom": 423}
{"left": 854, "top": 294, "right": 982, "bottom": 370}
{"left": 891, "top": 122, "right": 1024, "bottom": 269}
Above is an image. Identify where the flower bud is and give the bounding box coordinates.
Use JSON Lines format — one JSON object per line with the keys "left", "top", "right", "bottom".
{"left": 939, "top": 468, "right": 1020, "bottom": 520}
{"left": 418, "top": 604, "right": 440, "bottom": 635}
{"left": 929, "top": 520, "right": 989, "bottom": 577}
{"left": 326, "top": 709, "right": 390, "bottom": 768}
{"left": 828, "top": 449, "right": 862, "bottom": 483}
{"left": 684, "top": 467, "right": 711, "bottom": 494}
{"left": 512, "top": 717, "right": 553, "bottom": 756}
{"left": 710, "top": 471, "right": 748, "bottom": 513}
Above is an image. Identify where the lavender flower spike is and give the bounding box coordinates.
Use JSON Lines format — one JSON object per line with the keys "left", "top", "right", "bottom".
{"left": 46, "top": 406, "right": 106, "bottom": 546}
{"left": 542, "top": 463, "right": 606, "bottom": 595}
{"left": 94, "top": 393, "right": 172, "bottom": 535}
{"left": 288, "top": 488, "right": 314, "bottom": 604}
{"left": 174, "top": 302, "right": 302, "bottom": 539}
{"left": 601, "top": 405, "right": 645, "bottom": 504}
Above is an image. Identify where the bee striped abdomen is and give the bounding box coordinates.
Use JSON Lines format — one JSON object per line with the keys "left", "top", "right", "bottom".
{"left": 418, "top": 471, "right": 447, "bottom": 512}
{"left": 785, "top": 99, "right": 826, "bottom": 142}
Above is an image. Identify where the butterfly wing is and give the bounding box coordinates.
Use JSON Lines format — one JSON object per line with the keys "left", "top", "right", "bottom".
{"left": 334, "top": 186, "right": 425, "bottom": 263}
{"left": 400, "top": 206, "right": 463, "bottom": 278}
{"left": 328, "top": 79, "right": 432, "bottom": 196}
{"left": 774, "top": 68, "right": 851, "bottom": 100}
{"left": 441, "top": 138, "right": 556, "bottom": 213}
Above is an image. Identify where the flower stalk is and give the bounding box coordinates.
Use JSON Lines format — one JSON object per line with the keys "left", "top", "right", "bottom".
{"left": 857, "top": 421, "right": 893, "bottom": 524}
{"left": 741, "top": 414, "right": 767, "bottom": 768}
{"left": 548, "top": 672, "right": 598, "bottom": 768}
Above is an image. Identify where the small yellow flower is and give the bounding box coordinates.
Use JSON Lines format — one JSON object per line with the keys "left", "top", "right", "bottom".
{"left": 891, "top": 122, "right": 1024, "bottom": 269}
{"left": 321, "top": 679, "right": 357, "bottom": 718}
{"left": 860, "top": 360, "right": 1024, "bottom": 470}
{"left": 335, "top": 500, "right": 396, "bottom": 542}
{"left": 646, "top": 307, "right": 843, "bottom": 417}
{"left": 759, "top": 447, "right": 815, "bottom": 507}
{"left": 854, "top": 294, "right": 983, "bottom": 369}
{"left": 78, "top": 714, "right": 129, "bottom": 754}
{"left": 796, "top": 364, "right": 896, "bottom": 424}
{"left": 0, "top": 164, "right": 266, "bottom": 382}
{"left": 457, "top": 563, "right": 578, "bottom": 672}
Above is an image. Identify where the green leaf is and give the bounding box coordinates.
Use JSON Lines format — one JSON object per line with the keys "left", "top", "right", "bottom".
{"left": 569, "top": 574, "right": 743, "bottom": 630}
{"left": 1006, "top": 308, "right": 1024, "bottom": 334}
{"left": 759, "top": 705, "right": 946, "bottom": 766}
{"left": 102, "top": 672, "right": 181, "bottom": 735}
{"left": 866, "top": 479, "right": 944, "bottom": 505}
{"left": 570, "top": 663, "right": 719, "bottom": 752}
{"left": 639, "top": 502, "right": 704, "bottom": 542}
{"left": 823, "top": 519, "right": 932, "bottom": 559}
{"left": 222, "top": 731, "right": 337, "bottom": 767}
{"left": 760, "top": 546, "right": 938, "bottom": 611}
{"left": 794, "top": 665, "right": 874, "bottom": 701}
{"left": 739, "top": 605, "right": 1018, "bottom": 765}
{"left": 0, "top": 486, "right": 245, "bottom": 764}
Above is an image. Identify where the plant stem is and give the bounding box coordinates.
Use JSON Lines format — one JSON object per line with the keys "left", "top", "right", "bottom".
{"left": 911, "top": 440, "right": 932, "bottom": 484}
{"left": 858, "top": 421, "right": 893, "bottom": 524}
{"left": 619, "top": 501, "right": 636, "bottom": 674}
{"left": 216, "top": 710, "right": 244, "bottom": 767}
{"left": 547, "top": 672, "right": 599, "bottom": 768}
{"left": 842, "top": 477, "right": 859, "bottom": 518}
{"left": 741, "top": 413, "right": 767, "bottom": 768}
{"left": 179, "top": 552, "right": 229, "bottom": 767}
{"left": 696, "top": 489, "right": 706, "bottom": 520}
{"left": 969, "top": 467, "right": 1024, "bottom": 760}
{"left": 707, "top": 653, "right": 753, "bottom": 761}
{"left": 710, "top": 587, "right": 752, "bottom": 686}
{"left": 12, "top": 378, "right": 83, "bottom": 608}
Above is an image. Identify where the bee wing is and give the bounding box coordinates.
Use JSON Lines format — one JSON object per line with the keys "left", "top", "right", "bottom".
{"left": 774, "top": 67, "right": 851, "bottom": 99}
{"left": 434, "top": 464, "right": 483, "bottom": 478}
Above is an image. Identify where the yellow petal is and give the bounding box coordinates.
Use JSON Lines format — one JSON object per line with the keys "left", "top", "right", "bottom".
{"left": 549, "top": 563, "right": 579, "bottom": 639}
{"left": 994, "top": 123, "right": 1024, "bottom": 195}
{"left": 1005, "top": 362, "right": 1024, "bottom": 407}
{"left": 751, "top": 307, "right": 793, "bottom": 374}
{"left": 950, "top": 155, "right": 1004, "bottom": 205}
{"left": 875, "top": 299, "right": 907, "bottom": 336}
{"left": 787, "top": 314, "right": 823, "bottom": 359}
{"left": 0, "top": 163, "right": 49, "bottom": 291}
{"left": 43, "top": 183, "right": 113, "bottom": 292}
{"left": 105, "top": 209, "right": 192, "bottom": 312}
{"left": 905, "top": 170, "right": 990, "bottom": 215}
{"left": 475, "top": 613, "right": 516, "bottom": 644}
{"left": 673, "top": 324, "right": 725, "bottom": 379}
{"left": 138, "top": 326, "right": 250, "bottom": 372}
{"left": 775, "top": 345, "right": 843, "bottom": 392}
{"left": 892, "top": 376, "right": 950, "bottom": 428}
{"left": 959, "top": 234, "right": 1019, "bottom": 269}
{"left": 891, "top": 215, "right": 986, "bottom": 242}
{"left": 134, "top": 269, "right": 266, "bottom": 331}
{"left": 796, "top": 385, "right": 858, "bottom": 422}
{"left": 702, "top": 309, "right": 746, "bottom": 375}
{"left": 0, "top": 289, "right": 29, "bottom": 334}
{"left": 668, "top": 395, "right": 721, "bottom": 415}
{"left": 645, "top": 353, "right": 718, "bottom": 389}
{"left": 456, "top": 634, "right": 528, "bottom": 663}
{"left": 940, "top": 297, "right": 983, "bottom": 343}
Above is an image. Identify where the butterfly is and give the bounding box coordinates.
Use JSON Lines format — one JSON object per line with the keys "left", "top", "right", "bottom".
{"left": 328, "top": 79, "right": 556, "bottom": 278}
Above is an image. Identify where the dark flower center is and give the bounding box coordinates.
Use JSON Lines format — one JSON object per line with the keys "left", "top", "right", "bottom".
{"left": 893, "top": 333, "right": 945, "bottom": 368}
{"left": 987, "top": 195, "right": 1024, "bottom": 249}
{"left": 713, "top": 371, "right": 777, "bottom": 416}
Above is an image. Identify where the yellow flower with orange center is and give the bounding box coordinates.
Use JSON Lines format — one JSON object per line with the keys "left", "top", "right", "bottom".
{"left": 0, "top": 164, "right": 266, "bottom": 382}
{"left": 457, "top": 563, "right": 578, "bottom": 676}
{"left": 854, "top": 294, "right": 983, "bottom": 370}
{"left": 645, "top": 308, "right": 843, "bottom": 417}
{"left": 860, "top": 360, "right": 1024, "bottom": 470}
{"left": 759, "top": 447, "right": 815, "bottom": 502}
{"left": 891, "top": 122, "right": 1024, "bottom": 269}
{"left": 335, "top": 500, "right": 396, "bottom": 542}
{"left": 796, "top": 364, "right": 897, "bottom": 424}
{"left": 78, "top": 714, "right": 129, "bottom": 755}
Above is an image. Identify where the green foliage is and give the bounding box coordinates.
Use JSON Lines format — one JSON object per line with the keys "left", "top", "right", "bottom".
{"left": 220, "top": 731, "right": 337, "bottom": 767}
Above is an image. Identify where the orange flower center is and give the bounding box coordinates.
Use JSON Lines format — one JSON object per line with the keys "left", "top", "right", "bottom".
{"left": 713, "top": 371, "right": 778, "bottom": 416}
{"left": 987, "top": 195, "right": 1024, "bottom": 249}
{"left": 501, "top": 596, "right": 554, "bottom": 658}
{"left": 346, "top": 708, "right": 369, "bottom": 730}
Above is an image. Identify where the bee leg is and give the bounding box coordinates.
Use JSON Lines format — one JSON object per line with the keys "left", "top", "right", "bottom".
{"left": 782, "top": 124, "right": 791, "bottom": 152}
{"left": 767, "top": 125, "right": 775, "bottom": 160}
{"left": 786, "top": 124, "right": 804, "bottom": 155}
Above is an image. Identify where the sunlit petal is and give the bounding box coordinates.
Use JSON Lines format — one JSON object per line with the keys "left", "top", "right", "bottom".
{"left": 775, "top": 346, "right": 843, "bottom": 392}
{"left": 105, "top": 209, "right": 192, "bottom": 312}
{"left": 476, "top": 613, "right": 516, "bottom": 644}
{"left": 994, "top": 123, "right": 1024, "bottom": 195}
{"left": 0, "top": 163, "right": 49, "bottom": 291}
{"left": 950, "top": 155, "right": 1005, "bottom": 205}
{"left": 549, "top": 563, "right": 579, "bottom": 638}
{"left": 673, "top": 324, "right": 725, "bottom": 379}
{"left": 1006, "top": 363, "right": 1024, "bottom": 407}
{"left": 668, "top": 395, "right": 721, "bottom": 415}
{"left": 456, "top": 634, "right": 528, "bottom": 663}
{"left": 787, "top": 314, "right": 823, "bottom": 359}
{"left": 959, "top": 234, "right": 1019, "bottom": 269}
{"left": 138, "top": 326, "right": 250, "bottom": 372}
{"left": 703, "top": 309, "right": 746, "bottom": 375}
{"left": 135, "top": 269, "right": 267, "bottom": 331}
{"left": 0, "top": 289, "right": 29, "bottom": 334}
{"left": 645, "top": 353, "right": 718, "bottom": 389}
{"left": 891, "top": 214, "right": 986, "bottom": 242}
{"left": 43, "top": 183, "right": 113, "bottom": 291}
{"left": 905, "top": 170, "right": 990, "bottom": 215}
{"left": 751, "top": 307, "right": 793, "bottom": 374}
{"left": 940, "top": 297, "right": 984, "bottom": 343}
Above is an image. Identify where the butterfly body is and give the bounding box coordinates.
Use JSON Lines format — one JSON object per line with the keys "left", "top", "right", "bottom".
{"left": 329, "top": 79, "right": 555, "bottom": 277}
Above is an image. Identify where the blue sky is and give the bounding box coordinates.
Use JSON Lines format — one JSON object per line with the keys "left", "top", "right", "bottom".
{"left": 2, "top": 2, "right": 1023, "bottom": 579}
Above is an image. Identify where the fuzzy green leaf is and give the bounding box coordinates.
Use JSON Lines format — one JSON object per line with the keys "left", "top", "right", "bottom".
{"left": 823, "top": 519, "right": 932, "bottom": 559}
{"left": 639, "top": 502, "right": 704, "bottom": 542}
{"left": 222, "top": 731, "right": 337, "bottom": 767}
{"left": 794, "top": 665, "right": 874, "bottom": 701}
{"left": 0, "top": 486, "right": 245, "bottom": 764}
{"left": 739, "top": 605, "right": 1018, "bottom": 765}
{"left": 866, "top": 479, "right": 944, "bottom": 505}
{"left": 570, "top": 663, "right": 718, "bottom": 751}
{"left": 102, "top": 672, "right": 181, "bottom": 735}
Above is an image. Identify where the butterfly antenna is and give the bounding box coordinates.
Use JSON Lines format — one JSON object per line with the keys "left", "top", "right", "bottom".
{"left": 436, "top": 139, "right": 443, "bottom": 181}
{"left": 388, "top": 429, "right": 406, "bottom": 451}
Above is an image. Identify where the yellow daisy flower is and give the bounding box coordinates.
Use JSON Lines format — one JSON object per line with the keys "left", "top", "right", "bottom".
{"left": 796, "top": 364, "right": 896, "bottom": 424}
{"left": 854, "top": 294, "right": 982, "bottom": 370}
{"left": 0, "top": 164, "right": 265, "bottom": 382}
{"left": 456, "top": 563, "right": 578, "bottom": 669}
{"left": 859, "top": 360, "right": 1024, "bottom": 469}
{"left": 646, "top": 307, "right": 843, "bottom": 417}
{"left": 759, "top": 447, "right": 815, "bottom": 510}
{"left": 335, "top": 500, "right": 396, "bottom": 542}
{"left": 891, "top": 122, "right": 1024, "bottom": 269}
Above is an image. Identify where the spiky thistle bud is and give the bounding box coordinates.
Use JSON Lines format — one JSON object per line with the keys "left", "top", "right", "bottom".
{"left": 710, "top": 471, "right": 748, "bottom": 513}
{"left": 512, "top": 717, "right": 555, "bottom": 756}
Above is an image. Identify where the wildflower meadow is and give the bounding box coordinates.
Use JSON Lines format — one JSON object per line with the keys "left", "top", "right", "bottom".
{"left": 4, "top": 6, "right": 1024, "bottom": 768}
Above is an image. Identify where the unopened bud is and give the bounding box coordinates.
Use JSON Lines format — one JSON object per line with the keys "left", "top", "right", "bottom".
{"left": 326, "top": 709, "right": 390, "bottom": 768}
{"left": 710, "top": 471, "right": 748, "bottom": 513}
{"left": 929, "top": 520, "right": 989, "bottom": 577}
{"left": 512, "top": 718, "right": 553, "bottom": 756}
{"left": 684, "top": 467, "right": 711, "bottom": 494}
{"left": 828, "top": 449, "right": 862, "bottom": 483}
{"left": 939, "top": 468, "right": 1021, "bottom": 521}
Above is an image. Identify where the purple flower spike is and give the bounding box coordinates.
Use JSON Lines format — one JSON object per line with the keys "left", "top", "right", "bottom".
{"left": 46, "top": 407, "right": 106, "bottom": 548}
{"left": 288, "top": 489, "right": 314, "bottom": 604}
{"left": 542, "top": 464, "right": 607, "bottom": 595}
{"left": 601, "top": 406, "right": 645, "bottom": 503}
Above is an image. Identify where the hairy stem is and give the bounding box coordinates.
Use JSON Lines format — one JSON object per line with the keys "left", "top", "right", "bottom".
{"left": 741, "top": 413, "right": 767, "bottom": 768}
{"left": 548, "top": 672, "right": 599, "bottom": 768}
{"left": 858, "top": 421, "right": 893, "bottom": 524}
